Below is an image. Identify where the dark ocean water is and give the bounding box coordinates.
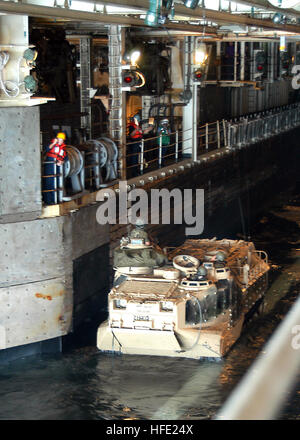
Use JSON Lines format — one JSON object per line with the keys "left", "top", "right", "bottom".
{"left": 0, "top": 190, "right": 299, "bottom": 421}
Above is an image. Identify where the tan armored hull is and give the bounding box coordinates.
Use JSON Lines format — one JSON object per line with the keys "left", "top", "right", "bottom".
{"left": 97, "top": 314, "right": 244, "bottom": 358}
{"left": 97, "top": 238, "right": 269, "bottom": 359}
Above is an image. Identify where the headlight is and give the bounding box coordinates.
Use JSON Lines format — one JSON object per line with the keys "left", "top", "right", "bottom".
{"left": 161, "top": 301, "right": 174, "bottom": 312}
{"left": 115, "top": 299, "right": 127, "bottom": 309}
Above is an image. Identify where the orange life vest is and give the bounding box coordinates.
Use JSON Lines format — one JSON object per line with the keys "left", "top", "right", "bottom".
{"left": 129, "top": 122, "right": 143, "bottom": 140}
{"left": 47, "top": 140, "right": 67, "bottom": 162}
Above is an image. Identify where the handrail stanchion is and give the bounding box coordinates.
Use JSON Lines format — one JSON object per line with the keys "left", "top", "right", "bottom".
{"left": 57, "top": 162, "right": 63, "bottom": 204}
{"left": 159, "top": 134, "right": 162, "bottom": 167}
{"left": 175, "top": 130, "right": 179, "bottom": 162}
{"left": 140, "top": 138, "right": 144, "bottom": 175}
{"left": 205, "top": 123, "right": 209, "bottom": 150}
{"left": 223, "top": 119, "right": 227, "bottom": 147}
{"left": 217, "top": 120, "right": 221, "bottom": 149}
{"left": 227, "top": 123, "right": 232, "bottom": 149}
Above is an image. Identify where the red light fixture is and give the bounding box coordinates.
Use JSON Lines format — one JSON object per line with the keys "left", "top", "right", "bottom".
{"left": 124, "top": 75, "right": 133, "bottom": 83}
{"left": 122, "top": 71, "right": 136, "bottom": 87}
{"left": 193, "top": 68, "right": 203, "bottom": 81}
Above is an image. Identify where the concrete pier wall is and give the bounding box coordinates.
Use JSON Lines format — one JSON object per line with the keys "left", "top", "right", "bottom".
{"left": 0, "top": 107, "right": 110, "bottom": 355}
{"left": 0, "top": 206, "right": 110, "bottom": 351}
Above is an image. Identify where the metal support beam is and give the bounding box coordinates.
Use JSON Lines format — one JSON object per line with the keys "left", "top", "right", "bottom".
{"left": 240, "top": 41, "right": 245, "bottom": 81}
{"left": 268, "top": 41, "right": 274, "bottom": 82}
{"left": 0, "top": 1, "right": 215, "bottom": 34}
{"left": 250, "top": 42, "right": 254, "bottom": 82}
{"left": 108, "top": 25, "right": 126, "bottom": 179}
{"left": 216, "top": 41, "right": 221, "bottom": 81}
{"left": 192, "top": 82, "right": 198, "bottom": 162}
{"left": 79, "top": 36, "right": 92, "bottom": 138}
{"left": 182, "top": 36, "right": 194, "bottom": 158}
{"left": 234, "top": 41, "right": 238, "bottom": 82}
{"left": 49, "top": 0, "right": 300, "bottom": 23}
{"left": 274, "top": 42, "right": 279, "bottom": 81}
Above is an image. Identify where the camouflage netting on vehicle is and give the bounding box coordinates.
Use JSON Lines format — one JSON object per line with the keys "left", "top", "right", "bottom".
{"left": 113, "top": 247, "right": 168, "bottom": 268}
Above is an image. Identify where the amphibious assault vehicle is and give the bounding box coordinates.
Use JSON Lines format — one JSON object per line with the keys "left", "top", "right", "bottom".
{"left": 97, "top": 225, "right": 269, "bottom": 359}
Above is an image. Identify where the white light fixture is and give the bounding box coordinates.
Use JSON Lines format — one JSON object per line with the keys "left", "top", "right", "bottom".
{"left": 123, "top": 48, "right": 141, "bottom": 67}
{"left": 130, "top": 50, "right": 141, "bottom": 66}
{"left": 195, "top": 41, "right": 208, "bottom": 66}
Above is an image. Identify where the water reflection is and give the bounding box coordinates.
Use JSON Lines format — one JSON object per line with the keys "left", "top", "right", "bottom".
{"left": 92, "top": 355, "right": 223, "bottom": 420}
{"left": 0, "top": 350, "right": 223, "bottom": 420}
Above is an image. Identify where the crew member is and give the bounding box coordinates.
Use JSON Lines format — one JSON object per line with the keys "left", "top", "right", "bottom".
{"left": 47, "top": 132, "right": 67, "bottom": 166}
{"left": 127, "top": 113, "right": 153, "bottom": 177}
{"left": 43, "top": 132, "right": 68, "bottom": 205}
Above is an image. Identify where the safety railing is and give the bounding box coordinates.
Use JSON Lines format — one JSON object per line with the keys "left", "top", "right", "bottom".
{"left": 124, "top": 102, "right": 300, "bottom": 179}
{"left": 42, "top": 145, "right": 86, "bottom": 205}
{"left": 246, "top": 250, "right": 269, "bottom": 283}
{"left": 42, "top": 139, "right": 118, "bottom": 205}
{"left": 42, "top": 160, "right": 64, "bottom": 205}
{"left": 125, "top": 120, "right": 228, "bottom": 178}
{"left": 226, "top": 103, "right": 300, "bottom": 149}
{"left": 197, "top": 119, "right": 228, "bottom": 154}
{"left": 125, "top": 127, "right": 193, "bottom": 178}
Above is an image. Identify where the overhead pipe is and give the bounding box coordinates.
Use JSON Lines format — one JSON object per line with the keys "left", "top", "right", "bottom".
{"left": 56, "top": 0, "right": 300, "bottom": 21}
{"left": 0, "top": 0, "right": 215, "bottom": 35}
{"left": 144, "top": 0, "right": 161, "bottom": 26}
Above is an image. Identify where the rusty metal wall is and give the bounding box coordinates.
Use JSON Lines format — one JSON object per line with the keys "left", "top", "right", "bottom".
{"left": 0, "top": 107, "right": 42, "bottom": 223}
{"left": 0, "top": 278, "right": 72, "bottom": 350}
{"left": 0, "top": 204, "right": 110, "bottom": 351}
